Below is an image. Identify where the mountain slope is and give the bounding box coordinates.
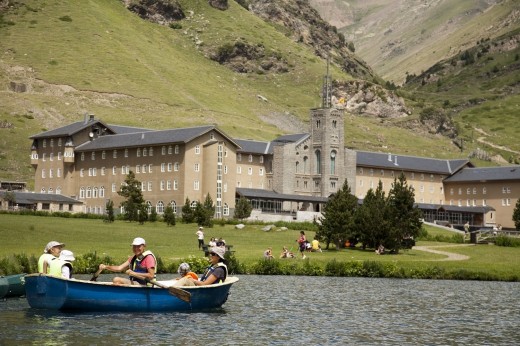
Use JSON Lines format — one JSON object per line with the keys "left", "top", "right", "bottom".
{"left": 0, "top": 0, "right": 489, "bottom": 185}
{"left": 310, "top": 0, "right": 519, "bottom": 84}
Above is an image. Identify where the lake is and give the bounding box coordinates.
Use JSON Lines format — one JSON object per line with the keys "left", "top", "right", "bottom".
{"left": 1, "top": 275, "right": 519, "bottom": 345}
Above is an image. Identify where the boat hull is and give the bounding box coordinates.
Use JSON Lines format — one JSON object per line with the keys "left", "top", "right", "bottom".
{"left": 0, "top": 273, "right": 26, "bottom": 298}
{"left": 24, "top": 274, "right": 238, "bottom": 312}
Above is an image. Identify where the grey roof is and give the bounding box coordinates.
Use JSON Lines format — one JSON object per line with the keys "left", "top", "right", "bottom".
{"left": 444, "top": 166, "right": 520, "bottom": 183}
{"left": 273, "top": 133, "right": 309, "bottom": 144}
{"left": 107, "top": 124, "right": 153, "bottom": 134}
{"left": 416, "top": 202, "right": 495, "bottom": 213}
{"left": 236, "top": 188, "right": 329, "bottom": 203}
{"left": 30, "top": 119, "right": 115, "bottom": 139}
{"left": 356, "top": 151, "right": 471, "bottom": 175}
{"left": 234, "top": 139, "right": 271, "bottom": 154}
{"left": 75, "top": 125, "right": 240, "bottom": 151}
{"left": 0, "top": 191, "right": 82, "bottom": 204}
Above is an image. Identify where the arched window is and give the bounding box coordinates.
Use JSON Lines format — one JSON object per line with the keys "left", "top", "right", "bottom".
{"left": 223, "top": 203, "right": 229, "bottom": 216}
{"left": 295, "top": 161, "right": 300, "bottom": 174}
{"left": 146, "top": 201, "right": 152, "bottom": 214}
{"left": 170, "top": 200, "right": 177, "bottom": 214}
{"left": 100, "top": 186, "right": 105, "bottom": 198}
{"left": 190, "top": 201, "right": 197, "bottom": 209}
{"left": 330, "top": 150, "right": 336, "bottom": 175}
{"left": 41, "top": 188, "right": 46, "bottom": 193}
{"left": 156, "top": 201, "right": 164, "bottom": 214}
{"left": 79, "top": 187, "right": 85, "bottom": 199}
{"left": 315, "top": 150, "right": 321, "bottom": 174}
{"left": 303, "top": 156, "right": 308, "bottom": 174}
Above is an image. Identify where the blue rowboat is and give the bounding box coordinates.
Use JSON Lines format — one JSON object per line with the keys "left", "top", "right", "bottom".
{"left": 0, "top": 273, "right": 26, "bottom": 299}
{"left": 24, "top": 274, "right": 239, "bottom": 312}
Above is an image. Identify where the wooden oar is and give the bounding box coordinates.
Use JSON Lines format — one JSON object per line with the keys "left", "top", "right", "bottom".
{"left": 90, "top": 266, "right": 103, "bottom": 281}
{"left": 148, "top": 279, "right": 191, "bottom": 303}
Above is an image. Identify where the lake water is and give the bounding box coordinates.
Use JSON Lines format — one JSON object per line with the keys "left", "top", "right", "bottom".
{"left": 1, "top": 275, "right": 519, "bottom": 345}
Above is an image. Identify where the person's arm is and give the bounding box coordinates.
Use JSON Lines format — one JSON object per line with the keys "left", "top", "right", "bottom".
{"left": 43, "top": 260, "right": 49, "bottom": 274}
{"left": 192, "top": 274, "right": 218, "bottom": 286}
{"left": 100, "top": 260, "right": 129, "bottom": 273}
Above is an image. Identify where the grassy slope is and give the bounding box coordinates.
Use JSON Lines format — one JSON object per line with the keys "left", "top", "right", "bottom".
{"left": 1, "top": 214, "right": 519, "bottom": 279}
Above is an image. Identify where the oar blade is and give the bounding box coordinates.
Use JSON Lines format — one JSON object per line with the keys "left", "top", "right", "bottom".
{"left": 168, "top": 286, "right": 191, "bottom": 303}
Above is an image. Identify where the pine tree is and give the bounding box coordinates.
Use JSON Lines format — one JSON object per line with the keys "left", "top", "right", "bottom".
{"left": 234, "top": 196, "right": 252, "bottom": 220}
{"left": 513, "top": 198, "right": 520, "bottom": 231}
{"left": 354, "top": 180, "right": 388, "bottom": 249}
{"left": 181, "top": 197, "right": 195, "bottom": 223}
{"left": 118, "top": 171, "right": 145, "bottom": 222}
{"left": 317, "top": 180, "right": 358, "bottom": 249}
{"left": 386, "top": 173, "right": 423, "bottom": 253}
{"left": 163, "top": 204, "right": 176, "bottom": 226}
{"left": 105, "top": 199, "right": 115, "bottom": 223}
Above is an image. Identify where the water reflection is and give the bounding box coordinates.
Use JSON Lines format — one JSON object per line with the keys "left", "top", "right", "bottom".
{"left": 1, "top": 275, "right": 519, "bottom": 345}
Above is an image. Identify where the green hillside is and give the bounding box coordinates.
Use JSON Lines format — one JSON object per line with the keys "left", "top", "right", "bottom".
{"left": 0, "top": 0, "right": 515, "bottom": 188}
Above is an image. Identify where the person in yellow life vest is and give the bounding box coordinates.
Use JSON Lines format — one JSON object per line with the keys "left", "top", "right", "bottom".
{"left": 97, "top": 237, "right": 157, "bottom": 286}
{"left": 311, "top": 238, "right": 322, "bottom": 252}
{"left": 38, "top": 241, "right": 65, "bottom": 274}
{"left": 49, "top": 250, "right": 75, "bottom": 279}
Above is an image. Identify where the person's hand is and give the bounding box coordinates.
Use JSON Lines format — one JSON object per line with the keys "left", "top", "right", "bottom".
{"left": 125, "top": 269, "right": 133, "bottom": 276}
{"left": 99, "top": 264, "right": 106, "bottom": 270}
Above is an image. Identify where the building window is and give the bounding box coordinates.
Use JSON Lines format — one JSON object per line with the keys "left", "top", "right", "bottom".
{"left": 57, "top": 152, "right": 62, "bottom": 161}
{"left": 237, "top": 153, "right": 242, "bottom": 162}
{"left": 79, "top": 169, "right": 84, "bottom": 177}
{"left": 170, "top": 200, "right": 177, "bottom": 213}
{"left": 162, "top": 146, "right": 166, "bottom": 155}
{"left": 93, "top": 187, "right": 98, "bottom": 199}
{"left": 147, "top": 181, "right": 152, "bottom": 191}
{"left": 161, "top": 163, "right": 165, "bottom": 172}
{"left": 58, "top": 138, "right": 62, "bottom": 147}
{"left": 148, "top": 164, "right": 152, "bottom": 173}
{"left": 124, "top": 149, "right": 128, "bottom": 158}
{"left": 174, "top": 162, "right": 179, "bottom": 171}
{"left": 303, "top": 157, "right": 308, "bottom": 174}
{"left": 295, "top": 161, "right": 300, "bottom": 174}
{"left": 168, "top": 146, "right": 172, "bottom": 154}
{"left": 315, "top": 150, "right": 321, "bottom": 174}
{"left": 195, "top": 145, "right": 200, "bottom": 154}
{"left": 359, "top": 168, "right": 363, "bottom": 174}
{"left": 112, "top": 183, "right": 116, "bottom": 193}
{"left": 248, "top": 154, "right": 253, "bottom": 162}
{"left": 149, "top": 147, "right": 153, "bottom": 156}
{"left": 194, "top": 163, "right": 200, "bottom": 172}
{"left": 248, "top": 167, "right": 252, "bottom": 175}
{"left": 175, "top": 145, "right": 179, "bottom": 154}
{"left": 369, "top": 169, "right": 374, "bottom": 177}
{"left": 330, "top": 181, "right": 336, "bottom": 189}
{"left": 79, "top": 187, "right": 85, "bottom": 198}
{"left": 259, "top": 168, "right": 264, "bottom": 176}
{"left": 137, "top": 148, "right": 141, "bottom": 157}
{"left": 57, "top": 168, "right": 62, "bottom": 177}
{"left": 194, "top": 180, "right": 200, "bottom": 190}
{"left": 330, "top": 151, "right": 336, "bottom": 175}
{"left": 483, "top": 187, "right": 487, "bottom": 195}
{"left": 167, "top": 180, "right": 172, "bottom": 190}
{"left": 113, "top": 150, "right": 117, "bottom": 158}
{"left": 168, "top": 163, "right": 172, "bottom": 172}
{"left": 86, "top": 187, "right": 92, "bottom": 198}
{"left": 49, "top": 153, "right": 54, "bottom": 161}
{"left": 156, "top": 201, "right": 164, "bottom": 214}
{"left": 467, "top": 188, "right": 471, "bottom": 195}
{"left": 482, "top": 199, "right": 486, "bottom": 206}
{"left": 174, "top": 180, "right": 178, "bottom": 190}
{"left": 49, "top": 169, "right": 53, "bottom": 178}
{"left": 450, "top": 188, "right": 454, "bottom": 195}
{"left": 260, "top": 156, "right": 264, "bottom": 163}
{"left": 458, "top": 188, "right": 462, "bottom": 195}
{"left": 100, "top": 186, "right": 105, "bottom": 198}
{"left": 160, "top": 180, "right": 165, "bottom": 191}
{"left": 430, "top": 174, "right": 434, "bottom": 181}
{"left": 223, "top": 203, "right": 229, "bottom": 216}
{"left": 237, "top": 166, "right": 242, "bottom": 174}
{"left": 224, "top": 165, "right": 228, "bottom": 174}
{"left": 316, "top": 119, "right": 321, "bottom": 128}
{"left": 43, "top": 139, "right": 46, "bottom": 148}
{"left": 142, "top": 165, "right": 147, "bottom": 173}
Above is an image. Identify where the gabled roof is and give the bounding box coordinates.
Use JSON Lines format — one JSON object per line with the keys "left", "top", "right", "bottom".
{"left": 0, "top": 191, "right": 82, "bottom": 204}
{"left": 107, "top": 124, "right": 153, "bottom": 134}
{"left": 356, "top": 151, "right": 471, "bottom": 175}
{"left": 234, "top": 139, "right": 271, "bottom": 154}
{"left": 75, "top": 125, "right": 241, "bottom": 151}
{"left": 30, "top": 119, "right": 115, "bottom": 139}
{"left": 444, "top": 166, "right": 520, "bottom": 183}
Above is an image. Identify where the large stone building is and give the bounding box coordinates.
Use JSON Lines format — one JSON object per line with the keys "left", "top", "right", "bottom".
{"left": 27, "top": 107, "right": 520, "bottom": 229}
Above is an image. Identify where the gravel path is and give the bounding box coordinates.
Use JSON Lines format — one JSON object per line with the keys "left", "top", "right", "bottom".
{"left": 413, "top": 244, "right": 473, "bottom": 261}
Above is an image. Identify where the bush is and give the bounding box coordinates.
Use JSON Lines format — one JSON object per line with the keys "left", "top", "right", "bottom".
{"left": 495, "top": 235, "right": 520, "bottom": 247}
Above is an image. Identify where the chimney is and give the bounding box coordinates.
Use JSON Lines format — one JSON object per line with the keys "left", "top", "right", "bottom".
{"left": 394, "top": 156, "right": 398, "bottom": 166}
{"left": 388, "top": 153, "right": 392, "bottom": 161}
{"left": 141, "top": 133, "right": 145, "bottom": 140}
